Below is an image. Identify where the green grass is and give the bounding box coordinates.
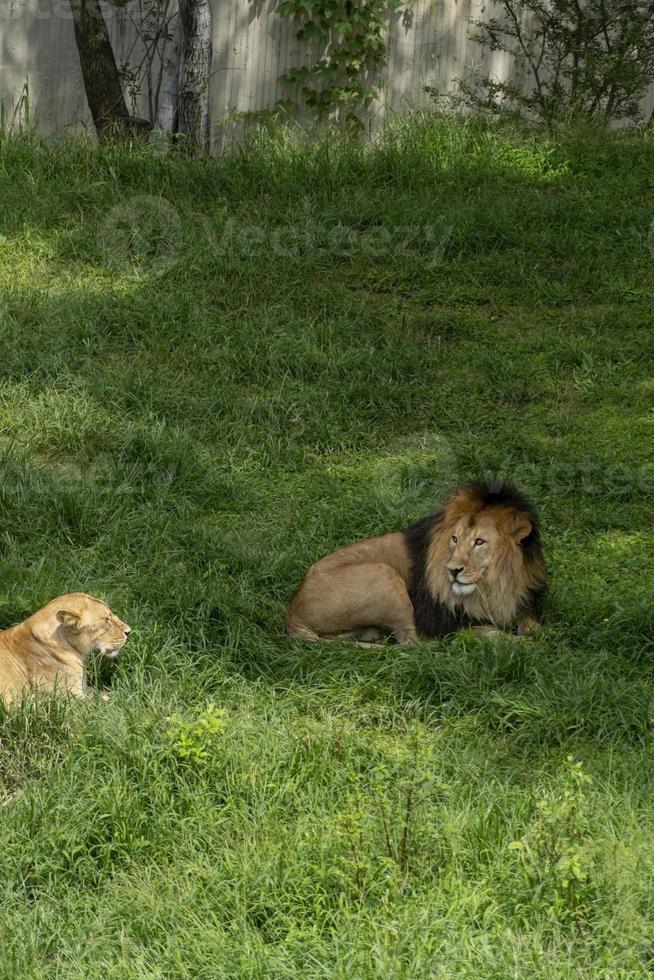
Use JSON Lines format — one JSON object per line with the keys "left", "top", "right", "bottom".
{"left": 0, "top": 113, "right": 653, "bottom": 976}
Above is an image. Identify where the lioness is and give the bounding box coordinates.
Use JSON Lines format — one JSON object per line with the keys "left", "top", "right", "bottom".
{"left": 0, "top": 593, "right": 131, "bottom": 704}
{"left": 286, "top": 480, "right": 546, "bottom": 643}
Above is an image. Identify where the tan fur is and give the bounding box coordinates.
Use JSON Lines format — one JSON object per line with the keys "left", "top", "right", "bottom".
{"left": 286, "top": 486, "right": 546, "bottom": 643}
{"left": 0, "top": 593, "right": 131, "bottom": 704}
{"left": 286, "top": 532, "right": 417, "bottom": 643}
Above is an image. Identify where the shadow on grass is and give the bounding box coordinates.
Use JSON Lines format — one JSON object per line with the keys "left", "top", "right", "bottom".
{"left": 0, "top": 124, "right": 651, "bottom": 755}
{"left": 0, "top": 284, "right": 650, "bottom": 746}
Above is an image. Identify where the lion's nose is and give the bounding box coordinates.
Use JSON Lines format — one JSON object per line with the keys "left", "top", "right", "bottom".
{"left": 123, "top": 626, "right": 131, "bottom": 637}
{"left": 449, "top": 567, "right": 463, "bottom": 579}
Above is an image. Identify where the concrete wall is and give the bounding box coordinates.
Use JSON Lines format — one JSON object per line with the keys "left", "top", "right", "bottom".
{"left": 1, "top": 0, "right": 653, "bottom": 144}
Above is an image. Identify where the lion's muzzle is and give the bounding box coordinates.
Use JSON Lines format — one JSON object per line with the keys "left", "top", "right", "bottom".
{"left": 451, "top": 581, "right": 477, "bottom": 596}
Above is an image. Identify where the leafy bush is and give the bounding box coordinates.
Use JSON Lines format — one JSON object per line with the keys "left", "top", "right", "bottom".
{"left": 445, "top": 0, "right": 654, "bottom": 125}
{"left": 165, "top": 703, "right": 227, "bottom": 767}
{"left": 510, "top": 757, "right": 596, "bottom": 929}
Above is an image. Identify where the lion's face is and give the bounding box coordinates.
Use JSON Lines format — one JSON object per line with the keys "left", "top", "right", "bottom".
{"left": 445, "top": 506, "right": 533, "bottom": 598}
{"left": 424, "top": 485, "right": 546, "bottom": 627}
{"left": 55, "top": 594, "right": 131, "bottom": 658}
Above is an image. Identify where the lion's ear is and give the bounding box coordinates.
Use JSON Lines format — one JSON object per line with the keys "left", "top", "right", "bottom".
{"left": 56, "top": 609, "right": 82, "bottom": 632}
{"left": 513, "top": 516, "right": 532, "bottom": 542}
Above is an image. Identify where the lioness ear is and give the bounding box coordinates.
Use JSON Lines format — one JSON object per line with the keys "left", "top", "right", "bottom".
{"left": 56, "top": 609, "right": 81, "bottom": 632}
{"left": 513, "top": 516, "right": 532, "bottom": 542}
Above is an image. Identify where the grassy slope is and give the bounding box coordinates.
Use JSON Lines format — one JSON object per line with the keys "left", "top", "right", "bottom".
{"left": 0, "top": 116, "right": 652, "bottom": 977}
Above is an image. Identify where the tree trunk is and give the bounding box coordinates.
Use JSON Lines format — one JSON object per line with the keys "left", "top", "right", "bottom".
{"left": 68, "top": 0, "right": 151, "bottom": 140}
{"left": 156, "top": 12, "right": 182, "bottom": 133}
{"left": 177, "top": 0, "right": 213, "bottom": 154}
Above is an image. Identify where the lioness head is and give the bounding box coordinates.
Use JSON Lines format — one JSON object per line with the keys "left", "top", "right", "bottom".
{"left": 52, "top": 593, "right": 131, "bottom": 658}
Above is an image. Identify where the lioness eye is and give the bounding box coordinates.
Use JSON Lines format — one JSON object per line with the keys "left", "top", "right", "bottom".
{"left": 451, "top": 535, "right": 458, "bottom": 544}
{"left": 474, "top": 538, "right": 486, "bottom": 546}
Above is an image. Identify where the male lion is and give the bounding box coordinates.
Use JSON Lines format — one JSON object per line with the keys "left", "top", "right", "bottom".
{"left": 286, "top": 481, "right": 546, "bottom": 643}
{"left": 0, "top": 593, "right": 131, "bottom": 704}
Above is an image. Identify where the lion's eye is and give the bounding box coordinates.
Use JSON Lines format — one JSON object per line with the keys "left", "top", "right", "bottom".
{"left": 474, "top": 538, "right": 486, "bottom": 547}
{"left": 451, "top": 535, "right": 458, "bottom": 544}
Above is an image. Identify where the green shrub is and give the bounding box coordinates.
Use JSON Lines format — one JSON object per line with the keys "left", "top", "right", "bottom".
{"left": 165, "top": 703, "right": 227, "bottom": 767}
